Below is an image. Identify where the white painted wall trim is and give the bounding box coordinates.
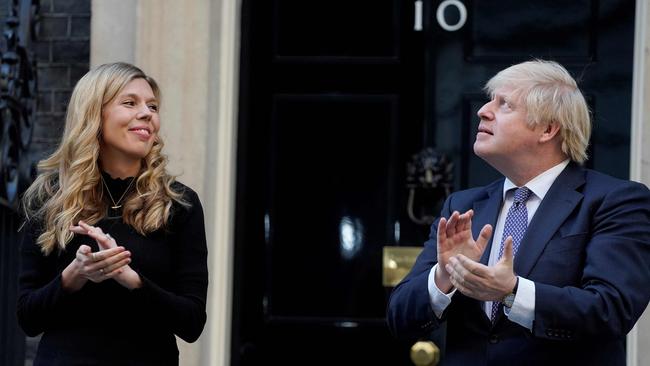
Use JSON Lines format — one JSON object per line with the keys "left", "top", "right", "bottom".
{"left": 91, "top": 1, "right": 241, "bottom": 365}
{"left": 630, "top": 0, "right": 647, "bottom": 183}
{"left": 201, "top": 0, "right": 240, "bottom": 365}
{"left": 90, "top": 0, "right": 136, "bottom": 66}
{"left": 628, "top": 0, "right": 648, "bottom": 365}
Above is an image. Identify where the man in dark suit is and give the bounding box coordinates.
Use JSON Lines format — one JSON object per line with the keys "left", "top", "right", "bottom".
{"left": 387, "top": 60, "right": 650, "bottom": 365}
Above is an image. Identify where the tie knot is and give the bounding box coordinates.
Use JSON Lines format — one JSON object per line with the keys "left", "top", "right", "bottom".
{"left": 512, "top": 186, "right": 532, "bottom": 204}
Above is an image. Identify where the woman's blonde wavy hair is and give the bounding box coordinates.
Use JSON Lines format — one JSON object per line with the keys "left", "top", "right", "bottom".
{"left": 22, "top": 62, "right": 187, "bottom": 255}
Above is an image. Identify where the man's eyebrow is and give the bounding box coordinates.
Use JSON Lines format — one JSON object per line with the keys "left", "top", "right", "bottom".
{"left": 498, "top": 92, "right": 516, "bottom": 103}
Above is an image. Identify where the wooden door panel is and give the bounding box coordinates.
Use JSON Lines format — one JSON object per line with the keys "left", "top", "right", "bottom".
{"left": 268, "top": 94, "right": 398, "bottom": 320}
{"left": 274, "top": 0, "right": 400, "bottom": 60}
{"left": 467, "top": 0, "right": 596, "bottom": 61}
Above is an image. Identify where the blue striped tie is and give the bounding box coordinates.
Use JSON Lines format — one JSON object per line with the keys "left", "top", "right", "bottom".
{"left": 490, "top": 186, "right": 533, "bottom": 323}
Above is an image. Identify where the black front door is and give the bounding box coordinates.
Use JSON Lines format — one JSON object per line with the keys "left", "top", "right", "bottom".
{"left": 233, "top": 0, "right": 424, "bottom": 364}
{"left": 232, "top": 0, "right": 635, "bottom": 365}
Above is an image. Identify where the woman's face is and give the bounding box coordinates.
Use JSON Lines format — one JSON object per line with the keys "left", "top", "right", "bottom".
{"left": 100, "top": 78, "right": 160, "bottom": 167}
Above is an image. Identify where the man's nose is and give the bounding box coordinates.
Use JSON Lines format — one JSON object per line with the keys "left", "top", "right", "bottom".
{"left": 477, "top": 101, "right": 493, "bottom": 120}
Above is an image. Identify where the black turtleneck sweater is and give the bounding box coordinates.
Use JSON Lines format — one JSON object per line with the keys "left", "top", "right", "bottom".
{"left": 17, "top": 173, "right": 208, "bottom": 366}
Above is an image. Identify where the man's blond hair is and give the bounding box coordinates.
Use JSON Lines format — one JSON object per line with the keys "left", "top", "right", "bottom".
{"left": 485, "top": 60, "right": 591, "bottom": 164}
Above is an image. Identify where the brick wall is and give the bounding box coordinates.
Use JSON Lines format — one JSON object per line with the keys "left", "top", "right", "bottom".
{"left": 30, "top": 0, "right": 90, "bottom": 162}
{"left": 23, "top": 1, "right": 90, "bottom": 363}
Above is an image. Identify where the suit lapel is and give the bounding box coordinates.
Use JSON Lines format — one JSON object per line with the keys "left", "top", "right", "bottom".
{"left": 473, "top": 180, "right": 504, "bottom": 266}
{"left": 514, "top": 163, "right": 585, "bottom": 277}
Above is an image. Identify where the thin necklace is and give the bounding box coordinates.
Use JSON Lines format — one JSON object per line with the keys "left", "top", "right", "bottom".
{"left": 100, "top": 173, "right": 136, "bottom": 209}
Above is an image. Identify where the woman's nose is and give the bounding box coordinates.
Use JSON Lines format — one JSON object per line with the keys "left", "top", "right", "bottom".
{"left": 136, "top": 105, "right": 152, "bottom": 120}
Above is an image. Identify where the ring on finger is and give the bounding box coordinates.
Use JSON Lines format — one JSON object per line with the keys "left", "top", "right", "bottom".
{"left": 99, "top": 268, "right": 105, "bottom": 275}
{"left": 91, "top": 252, "right": 97, "bottom": 261}
{"left": 105, "top": 233, "right": 113, "bottom": 241}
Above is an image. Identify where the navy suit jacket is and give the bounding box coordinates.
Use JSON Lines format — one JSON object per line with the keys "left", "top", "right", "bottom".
{"left": 387, "top": 163, "right": 650, "bottom": 365}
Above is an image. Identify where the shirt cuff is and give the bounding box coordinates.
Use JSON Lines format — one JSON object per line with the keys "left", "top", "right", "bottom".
{"left": 504, "top": 276, "right": 535, "bottom": 330}
{"left": 428, "top": 264, "right": 456, "bottom": 318}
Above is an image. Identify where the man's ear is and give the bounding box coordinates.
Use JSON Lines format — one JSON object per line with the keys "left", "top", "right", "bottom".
{"left": 539, "top": 121, "right": 561, "bottom": 143}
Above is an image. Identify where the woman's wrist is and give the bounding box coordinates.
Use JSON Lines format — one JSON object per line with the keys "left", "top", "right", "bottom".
{"left": 61, "top": 262, "right": 87, "bottom": 292}
{"left": 116, "top": 266, "right": 143, "bottom": 290}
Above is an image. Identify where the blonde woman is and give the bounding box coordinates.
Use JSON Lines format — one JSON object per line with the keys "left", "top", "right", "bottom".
{"left": 17, "top": 62, "right": 208, "bottom": 365}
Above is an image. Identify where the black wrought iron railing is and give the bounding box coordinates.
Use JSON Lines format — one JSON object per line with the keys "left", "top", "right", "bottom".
{"left": 0, "top": 0, "right": 38, "bottom": 364}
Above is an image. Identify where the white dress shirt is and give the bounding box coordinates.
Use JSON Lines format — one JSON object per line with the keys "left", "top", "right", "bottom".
{"left": 428, "top": 160, "right": 570, "bottom": 329}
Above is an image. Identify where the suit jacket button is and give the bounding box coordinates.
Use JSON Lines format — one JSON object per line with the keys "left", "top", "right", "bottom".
{"left": 488, "top": 335, "right": 499, "bottom": 344}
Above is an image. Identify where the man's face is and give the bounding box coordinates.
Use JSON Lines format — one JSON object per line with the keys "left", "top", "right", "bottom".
{"left": 473, "top": 86, "right": 544, "bottom": 165}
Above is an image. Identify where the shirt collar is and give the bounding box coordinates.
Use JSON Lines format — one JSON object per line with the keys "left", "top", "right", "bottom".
{"left": 502, "top": 159, "right": 570, "bottom": 201}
